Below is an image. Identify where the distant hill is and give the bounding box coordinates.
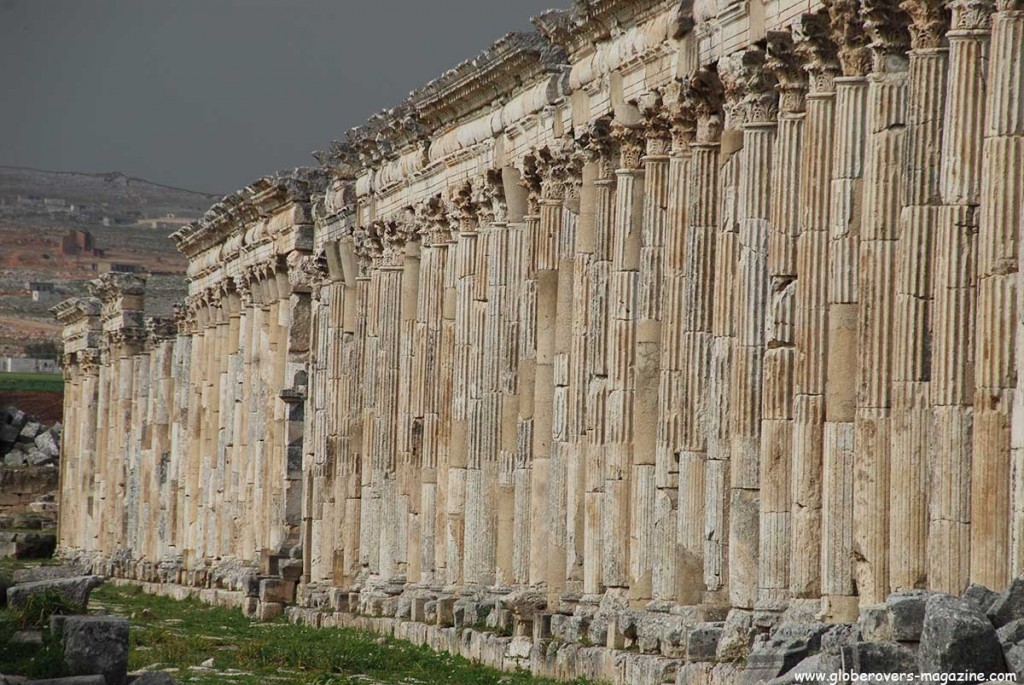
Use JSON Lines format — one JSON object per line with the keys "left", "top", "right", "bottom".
{"left": 0, "top": 165, "right": 219, "bottom": 218}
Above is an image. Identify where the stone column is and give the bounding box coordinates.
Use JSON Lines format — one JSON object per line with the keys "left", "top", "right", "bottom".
{"left": 791, "top": 14, "right": 840, "bottom": 599}
{"left": 513, "top": 162, "right": 540, "bottom": 587}
{"left": 608, "top": 121, "right": 643, "bottom": 593}
{"left": 723, "top": 47, "right": 779, "bottom": 611}
{"left": 759, "top": 33, "right": 808, "bottom": 607}
{"left": 853, "top": 1, "right": 910, "bottom": 605}
{"left": 822, "top": 5, "right": 871, "bottom": 619}
{"left": 415, "top": 201, "right": 454, "bottom": 588}
{"left": 933, "top": 0, "right": 992, "bottom": 593}
{"left": 580, "top": 125, "right": 615, "bottom": 597}
{"left": 677, "top": 68, "right": 723, "bottom": 604}
{"left": 890, "top": 0, "right": 948, "bottom": 593}
{"left": 976, "top": 0, "right": 1024, "bottom": 586}
{"left": 534, "top": 157, "right": 564, "bottom": 593}
{"left": 654, "top": 95, "right": 693, "bottom": 603}
{"left": 631, "top": 96, "right": 671, "bottom": 604}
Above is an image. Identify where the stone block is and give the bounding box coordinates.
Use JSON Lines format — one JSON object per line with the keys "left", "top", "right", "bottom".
{"left": 686, "top": 622, "right": 724, "bottom": 662}
{"left": 964, "top": 583, "right": 998, "bottom": 613}
{"left": 988, "top": 577, "right": 1024, "bottom": 629}
{"left": 887, "top": 590, "right": 931, "bottom": 642}
{"left": 7, "top": 576, "right": 103, "bottom": 610}
{"left": 920, "top": 594, "right": 1005, "bottom": 674}
{"left": 26, "top": 677, "right": 107, "bottom": 685}
{"left": 257, "top": 601, "right": 284, "bottom": 622}
{"left": 278, "top": 559, "right": 303, "bottom": 582}
{"left": 839, "top": 641, "right": 916, "bottom": 674}
{"left": 258, "top": 578, "right": 294, "bottom": 605}
{"left": 858, "top": 604, "right": 893, "bottom": 642}
{"left": 131, "top": 672, "right": 179, "bottom": 685}
{"left": 62, "top": 616, "right": 129, "bottom": 685}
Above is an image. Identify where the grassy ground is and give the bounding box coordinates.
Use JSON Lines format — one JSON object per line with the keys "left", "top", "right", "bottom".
{"left": 0, "top": 372, "right": 63, "bottom": 393}
{"left": 0, "top": 565, "right": 598, "bottom": 685}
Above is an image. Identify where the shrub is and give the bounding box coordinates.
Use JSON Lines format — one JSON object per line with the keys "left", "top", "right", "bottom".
{"left": 12, "top": 589, "right": 85, "bottom": 628}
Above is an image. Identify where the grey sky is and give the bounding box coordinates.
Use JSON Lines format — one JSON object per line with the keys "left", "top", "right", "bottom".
{"left": 0, "top": 0, "right": 566, "bottom": 195}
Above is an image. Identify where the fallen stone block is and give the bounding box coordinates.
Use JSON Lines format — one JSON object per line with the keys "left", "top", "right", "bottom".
{"left": 887, "top": 590, "right": 932, "bottom": 642}
{"left": 840, "top": 641, "right": 916, "bottom": 674}
{"left": 7, "top": 576, "right": 103, "bottom": 610}
{"left": 764, "top": 653, "right": 843, "bottom": 684}
{"left": 686, "top": 622, "right": 724, "bottom": 663}
{"left": 920, "top": 593, "right": 1006, "bottom": 674}
{"left": 62, "top": 616, "right": 129, "bottom": 685}
{"left": 130, "top": 671, "right": 178, "bottom": 684}
{"left": 988, "top": 577, "right": 1024, "bottom": 629}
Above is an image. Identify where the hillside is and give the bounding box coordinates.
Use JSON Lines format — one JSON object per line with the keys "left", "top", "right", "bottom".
{"left": 0, "top": 166, "right": 220, "bottom": 219}
{"left": 0, "top": 167, "right": 211, "bottom": 357}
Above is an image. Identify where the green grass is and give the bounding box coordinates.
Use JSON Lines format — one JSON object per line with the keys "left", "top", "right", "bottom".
{"left": 1, "top": 579, "right": 599, "bottom": 685}
{"left": 0, "top": 372, "right": 64, "bottom": 393}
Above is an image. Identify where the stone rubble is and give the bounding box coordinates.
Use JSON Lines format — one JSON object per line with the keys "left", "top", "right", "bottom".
{"left": 48, "top": 0, "right": 1024, "bottom": 683}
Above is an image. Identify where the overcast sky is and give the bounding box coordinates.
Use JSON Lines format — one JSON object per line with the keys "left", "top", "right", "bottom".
{"left": 0, "top": 0, "right": 567, "bottom": 195}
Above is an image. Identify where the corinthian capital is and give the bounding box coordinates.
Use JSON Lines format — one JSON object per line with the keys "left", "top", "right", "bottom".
{"left": 899, "top": 0, "right": 949, "bottom": 49}
{"left": 575, "top": 115, "right": 615, "bottom": 179}
{"left": 946, "top": 0, "right": 994, "bottom": 30}
{"left": 719, "top": 47, "right": 780, "bottom": 127}
{"left": 611, "top": 122, "right": 645, "bottom": 170}
{"left": 417, "top": 195, "right": 455, "bottom": 246}
{"left": 638, "top": 90, "right": 672, "bottom": 156}
{"left": 683, "top": 66, "right": 725, "bottom": 143}
{"left": 863, "top": 0, "right": 912, "bottom": 70}
{"left": 475, "top": 169, "right": 508, "bottom": 224}
{"left": 793, "top": 12, "right": 842, "bottom": 93}
{"left": 766, "top": 31, "right": 809, "bottom": 113}
{"left": 824, "top": 0, "right": 873, "bottom": 76}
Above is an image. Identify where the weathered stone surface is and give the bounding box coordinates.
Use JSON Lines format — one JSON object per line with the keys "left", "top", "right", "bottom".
{"left": 26, "top": 677, "right": 107, "bottom": 685}
{"left": 840, "top": 642, "right": 917, "bottom": 674}
{"left": 130, "top": 671, "right": 178, "bottom": 685}
{"left": 988, "top": 578, "right": 1024, "bottom": 629}
{"left": 919, "top": 594, "right": 1006, "bottom": 674}
{"left": 61, "top": 616, "right": 129, "bottom": 685}
{"left": 686, "top": 622, "right": 724, "bottom": 663}
{"left": 7, "top": 576, "right": 103, "bottom": 610}
{"left": 887, "top": 590, "right": 933, "bottom": 642}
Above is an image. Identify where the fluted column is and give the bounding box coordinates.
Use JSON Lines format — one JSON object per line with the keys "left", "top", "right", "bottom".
{"left": 607, "top": 122, "right": 643, "bottom": 592}
{"left": 854, "top": 3, "right": 910, "bottom": 605}
{"left": 722, "top": 47, "right": 779, "bottom": 610}
{"left": 976, "top": 0, "right": 1024, "bottom": 585}
{"left": 821, "top": 6, "right": 871, "bottom": 618}
{"left": 759, "top": 34, "right": 807, "bottom": 607}
{"left": 632, "top": 96, "right": 670, "bottom": 603}
{"left": 654, "top": 96, "right": 693, "bottom": 603}
{"left": 791, "top": 14, "right": 840, "bottom": 599}
{"left": 933, "top": 0, "right": 992, "bottom": 592}
{"left": 582, "top": 129, "right": 614, "bottom": 596}
{"left": 890, "top": 0, "right": 948, "bottom": 592}
{"left": 676, "top": 68, "right": 723, "bottom": 604}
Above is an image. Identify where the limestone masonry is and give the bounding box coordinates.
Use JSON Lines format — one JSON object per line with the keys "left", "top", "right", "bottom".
{"left": 51, "top": 0, "right": 1024, "bottom": 681}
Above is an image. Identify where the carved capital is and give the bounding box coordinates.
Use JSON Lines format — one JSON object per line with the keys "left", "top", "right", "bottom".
{"left": 793, "top": 12, "right": 842, "bottom": 93}
{"left": 825, "top": 0, "right": 873, "bottom": 76}
{"left": 863, "top": 0, "right": 912, "bottom": 69}
{"left": 720, "top": 47, "right": 780, "bottom": 127}
{"left": 518, "top": 154, "right": 544, "bottom": 212}
{"left": 450, "top": 181, "right": 479, "bottom": 230}
{"left": 286, "top": 250, "right": 329, "bottom": 293}
{"left": 417, "top": 195, "right": 456, "bottom": 246}
{"left": 574, "top": 115, "right": 616, "bottom": 179}
{"left": 639, "top": 90, "right": 672, "bottom": 156}
{"left": 476, "top": 169, "right": 508, "bottom": 224}
{"left": 766, "top": 31, "right": 809, "bottom": 113}
{"left": 899, "top": 0, "right": 949, "bottom": 48}
{"left": 611, "top": 122, "right": 645, "bottom": 170}
{"left": 685, "top": 67, "right": 725, "bottom": 143}
{"left": 947, "top": 0, "right": 994, "bottom": 30}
